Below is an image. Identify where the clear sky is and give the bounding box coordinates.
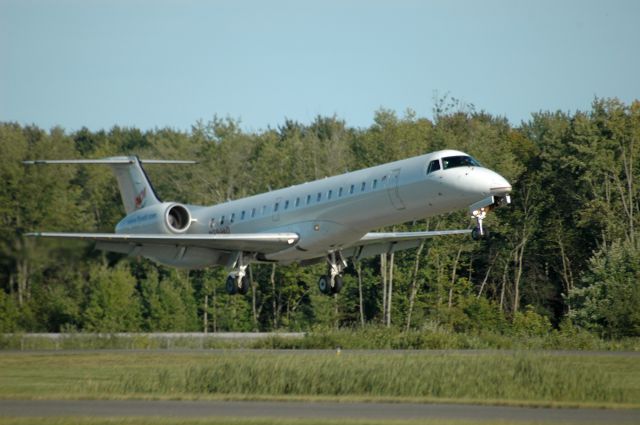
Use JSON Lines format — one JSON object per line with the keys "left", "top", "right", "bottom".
{"left": 1, "top": 0, "right": 639, "bottom": 132}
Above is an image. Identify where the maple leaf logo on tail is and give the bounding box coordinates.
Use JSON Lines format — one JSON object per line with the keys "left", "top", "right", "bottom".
{"left": 134, "top": 187, "right": 147, "bottom": 209}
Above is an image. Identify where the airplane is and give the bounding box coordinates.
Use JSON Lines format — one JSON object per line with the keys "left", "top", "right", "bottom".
{"left": 24, "top": 149, "right": 511, "bottom": 296}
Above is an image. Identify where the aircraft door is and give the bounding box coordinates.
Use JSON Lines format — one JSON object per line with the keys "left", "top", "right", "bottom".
{"left": 387, "top": 168, "right": 406, "bottom": 210}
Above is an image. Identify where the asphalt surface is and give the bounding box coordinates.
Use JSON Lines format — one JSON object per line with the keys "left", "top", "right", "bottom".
{"left": 1, "top": 400, "right": 639, "bottom": 423}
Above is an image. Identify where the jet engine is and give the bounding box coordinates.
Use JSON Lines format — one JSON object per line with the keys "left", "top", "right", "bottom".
{"left": 115, "top": 202, "right": 192, "bottom": 234}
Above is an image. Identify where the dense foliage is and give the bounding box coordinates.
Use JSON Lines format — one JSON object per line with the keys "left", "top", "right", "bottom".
{"left": 1, "top": 97, "right": 638, "bottom": 338}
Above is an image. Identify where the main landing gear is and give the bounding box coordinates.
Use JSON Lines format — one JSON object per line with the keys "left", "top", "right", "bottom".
{"left": 225, "top": 252, "right": 250, "bottom": 295}
{"left": 318, "top": 251, "right": 347, "bottom": 295}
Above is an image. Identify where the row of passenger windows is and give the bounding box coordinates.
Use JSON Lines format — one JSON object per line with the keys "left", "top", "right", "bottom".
{"left": 210, "top": 176, "right": 388, "bottom": 227}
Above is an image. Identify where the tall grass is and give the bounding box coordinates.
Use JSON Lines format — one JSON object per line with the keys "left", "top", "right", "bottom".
{"left": 3, "top": 325, "right": 639, "bottom": 351}
{"left": 95, "top": 352, "right": 635, "bottom": 406}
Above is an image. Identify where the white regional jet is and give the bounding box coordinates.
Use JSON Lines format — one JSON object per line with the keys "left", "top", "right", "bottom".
{"left": 24, "top": 150, "right": 511, "bottom": 295}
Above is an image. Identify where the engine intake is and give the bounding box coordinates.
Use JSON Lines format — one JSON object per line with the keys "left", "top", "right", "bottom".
{"left": 166, "top": 204, "right": 191, "bottom": 233}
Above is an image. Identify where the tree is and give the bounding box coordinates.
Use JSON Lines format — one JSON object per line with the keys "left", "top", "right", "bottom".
{"left": 568, "top": 240, "right": 640, "bottom": 338}
{"left": 83, "top": 263, "right": 141, "bottom": 332}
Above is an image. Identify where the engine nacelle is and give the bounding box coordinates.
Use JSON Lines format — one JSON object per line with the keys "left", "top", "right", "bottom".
{"left": 115, "top": 202, "right": 192, "bottom": 234}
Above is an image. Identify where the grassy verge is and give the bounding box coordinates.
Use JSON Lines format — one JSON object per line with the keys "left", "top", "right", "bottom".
{"left": 0, "top": 418, "right": 562, "bottom": 425}
{"left": 2, "top": 326, "right": 639, "bottom": 351}
{"left": 0, "top": 351, "right": 638, "bottom": 408}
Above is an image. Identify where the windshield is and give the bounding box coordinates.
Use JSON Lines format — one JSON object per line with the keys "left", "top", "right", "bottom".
{"left": 442, "top": 155, "right": 482, "bottom": 170}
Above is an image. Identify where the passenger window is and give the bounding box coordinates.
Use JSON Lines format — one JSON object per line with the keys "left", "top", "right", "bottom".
{"left": 373, "top": 179, "right": 378, "bottom": 189}
{"left": 361, "top": 182, "right": 366, "bottom": 192}
{"left": 284, "top": 200, "right": 289, "bottom": 210}
{"left": 251, "top": 208, "right": 256, "bottom": 218}
{"left": 241, "top": 211, "right": 245, "bottom": 220}
{"left": 274, "top": 202, "right": 279, "bottom": 212}
{"left": 328, "top": 189, "right": 333, "bottom": 200}
{"left": 220, "top": 215, "right": 225, "bottom": 225}
{"left": 427, "top": 159, "right": 441, "bottom": 174}
{"left": 209, "top": 218, "right": 216, "bottom": 229}
{"left": 295, "top": 197, "right": 300, "bottom": 207}
{"left": 230, "top": 213, "right": 235, "bottom": 223}
{"left": 262, "top": 205, "right": 267, "bottom": 215}
{"left": 306, "top": 194, "right": 311, "bottom": 205}
{"left": 317, "top": 192, "right": 322, "bottom": 202}
{"left": 338, "top": 187, "right": 343, "bottom": 197}
{"left": 350, "top": 184, "right": 355, "bottom": 194}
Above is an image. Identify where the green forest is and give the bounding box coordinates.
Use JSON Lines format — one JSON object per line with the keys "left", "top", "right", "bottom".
{"left": 1, "top": 97, "right": 639, "bottom": 340}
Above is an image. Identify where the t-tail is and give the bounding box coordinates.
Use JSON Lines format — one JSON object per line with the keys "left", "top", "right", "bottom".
{"left": 23, "top": 156, "right": 196, "bottom": 214}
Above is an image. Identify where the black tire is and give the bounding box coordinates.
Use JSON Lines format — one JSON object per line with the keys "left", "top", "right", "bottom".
{"left": 225, "top": 275, "right": 238, "bottom": 295}
{"left": 317, "top": 275, "right": 330, "bottom": 294}
{"left": 472, "top": 227, "right": 489, "bottom": 241}
{"left": 332, "top": 275, "right": 344, "bottom": 294}
{"left": 238, "top": 275, "right": 250, "bottom": 295}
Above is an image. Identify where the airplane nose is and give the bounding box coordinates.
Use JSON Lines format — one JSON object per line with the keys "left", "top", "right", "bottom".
{"left": 489, "top": 173, "right": 512, "bottom": 195}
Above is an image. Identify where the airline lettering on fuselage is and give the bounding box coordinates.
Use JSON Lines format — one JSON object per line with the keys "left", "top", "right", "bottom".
{"left": 208, "top": 218, "right": 230, "bottom": 234}
{"left": 208, "top": 226, "right": 231, "bottom": 234}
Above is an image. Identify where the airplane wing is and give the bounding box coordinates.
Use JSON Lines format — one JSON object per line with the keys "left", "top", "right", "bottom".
{"left": 25, "top": 232, "right": 299, "bottom": 254}
{"left": 341, "top": 229, "right": 471, "bottom": 260}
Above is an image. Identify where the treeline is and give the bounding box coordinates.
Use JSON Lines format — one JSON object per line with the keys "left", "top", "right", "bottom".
{"left": 0, "top": 97, "right": 638, "bottom": 339}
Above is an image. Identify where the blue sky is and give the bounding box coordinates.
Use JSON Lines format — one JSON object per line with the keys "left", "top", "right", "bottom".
{"left": 1, "top": 0, "right": 639, "bottom": 132}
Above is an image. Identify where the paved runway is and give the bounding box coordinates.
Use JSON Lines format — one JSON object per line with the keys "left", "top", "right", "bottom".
{"left": 1, "top": 400, "right": 639, "bottom": 423}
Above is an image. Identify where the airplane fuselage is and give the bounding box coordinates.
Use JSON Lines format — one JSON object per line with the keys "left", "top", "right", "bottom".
{"left": 114, "top": 149, "right": 511, "bottom": 267}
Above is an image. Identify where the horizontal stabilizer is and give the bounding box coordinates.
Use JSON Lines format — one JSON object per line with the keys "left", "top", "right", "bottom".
{"left": 23, "top": 159, "right": 196, "bottom": 165}
{"left": 23, "top": 156, "right": 196, "bottom": 214}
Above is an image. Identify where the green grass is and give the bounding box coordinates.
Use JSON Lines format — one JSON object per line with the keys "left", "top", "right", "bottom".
{"left": 0, "top": 418, "right": 566, "bottom": 425}
{"left": 0, "top": 351, "right": 638, "bottom": 408}
{"left": 3, "top": 327, "right": 639, "bottom": 351}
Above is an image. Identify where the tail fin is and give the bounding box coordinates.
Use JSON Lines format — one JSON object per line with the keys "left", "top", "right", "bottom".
{"left": 23, "top": 156, "right": 196, "bottom": 214}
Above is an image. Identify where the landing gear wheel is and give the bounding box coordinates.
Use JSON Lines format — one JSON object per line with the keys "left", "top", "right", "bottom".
{"left": 238, "top": 275, "right": 250, "bottom": 295}
{"left": 332, "top": 275, "right": 344, "bottom": 294}
{"left": 472, "top": 226, "right": 489, "bottom": 241}
{"left": 225, "top": 275, "right": 238, "bottom": 295}
{"left": 318, "top": 275, "right": 330, "bottom": 294}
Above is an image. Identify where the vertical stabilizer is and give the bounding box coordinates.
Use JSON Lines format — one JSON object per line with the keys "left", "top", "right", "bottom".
{"left": 108, "top": 156, "right": 161, "bottom": 213}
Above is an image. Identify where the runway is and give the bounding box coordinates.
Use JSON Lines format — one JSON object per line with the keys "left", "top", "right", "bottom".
{"left": 1, "top": 400, "right": 639, "bottom": 423}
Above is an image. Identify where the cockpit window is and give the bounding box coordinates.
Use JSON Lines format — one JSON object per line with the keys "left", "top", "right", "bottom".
{"left": 442, "top": 155, "right": 481, "bottom": 170}
{"left": 427, "top": 159, "right": 441, "bottom": 174}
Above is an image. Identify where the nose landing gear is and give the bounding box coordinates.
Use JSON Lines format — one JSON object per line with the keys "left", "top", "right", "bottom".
{"left": 471, "top": 208, "right": 488, "bottom": 240}
{"left": 470, "top": 195, "right": 511, "bottom": 240}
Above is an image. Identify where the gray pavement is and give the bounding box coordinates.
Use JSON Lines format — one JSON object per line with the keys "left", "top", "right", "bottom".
{"left": 1, "top": 400, "right": 639, "bottom": 423}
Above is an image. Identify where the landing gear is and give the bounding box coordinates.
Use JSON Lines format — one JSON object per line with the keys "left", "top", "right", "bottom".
{"left": 471, "top": 225, "right": 489, "bottom": 241}
{"left": 469, "top": 195, "right": 511, "bottom": 241}
{"left": 471, "top": 208, "right": 489, "bottom": 240}
{"left": 226, "top": 274, "right": 250, "bottom": 295}
{"left": 318, "top": 251, "right": 346, "bottom": 295}
{"left": 225, "top": 252, "right": 250, "bottom": 295}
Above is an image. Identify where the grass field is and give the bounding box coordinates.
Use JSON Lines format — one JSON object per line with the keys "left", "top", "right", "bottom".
{"left": 3, "top": 328, "right": 640, "bottom": 351}
{"left": 0, "top": 418, "right": 574, "bottom": 425}
{"left": 0, "top": 418, "right": 564, "bottom": 425}
{"left": 0, "top": 351, "right": 638, "bottom": 409}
